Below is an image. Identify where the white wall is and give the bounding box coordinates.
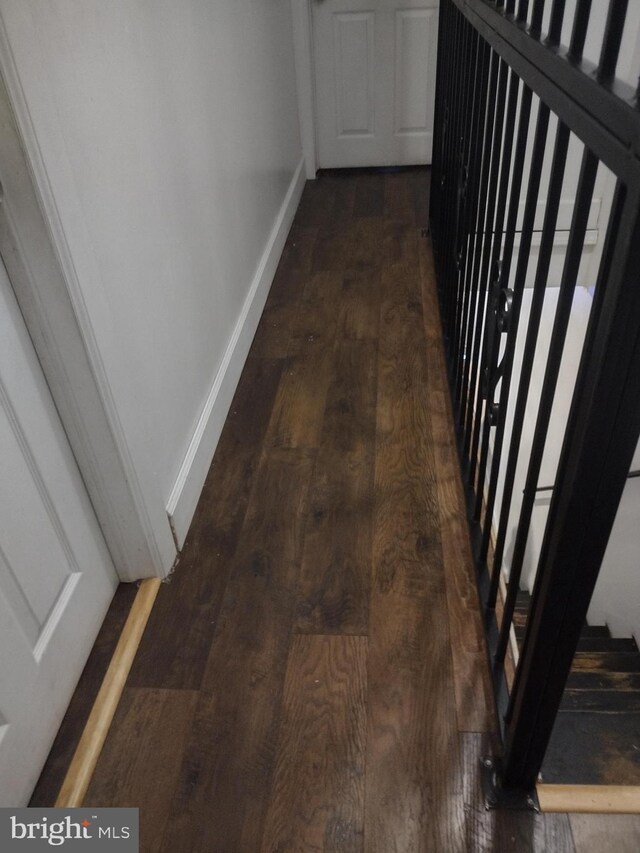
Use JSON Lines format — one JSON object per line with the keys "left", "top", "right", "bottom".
{"left": 0, "top": 0, "right": 304, "bottom": 570}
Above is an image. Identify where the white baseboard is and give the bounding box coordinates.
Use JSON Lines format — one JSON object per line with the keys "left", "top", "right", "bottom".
{"left": 166, "top": 156, "right": 306, "bottom": 547}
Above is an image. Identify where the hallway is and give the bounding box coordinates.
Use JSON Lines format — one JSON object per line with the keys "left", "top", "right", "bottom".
{"left": 32, "top": 170, "right": 604, "bottom": 850}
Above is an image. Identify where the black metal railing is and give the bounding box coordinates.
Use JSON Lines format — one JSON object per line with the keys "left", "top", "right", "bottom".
{"left": 430, "top": 0, "right": 640, "bottom": 805}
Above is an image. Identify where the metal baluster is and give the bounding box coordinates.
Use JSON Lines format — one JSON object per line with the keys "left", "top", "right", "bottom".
{"left": 429, "top": 0, "right": 447, "bottom": 244}
{"left": 455, "top": 48, "right": 500, "bottom": 425}
{"left": 496, "top": 144, "right": 597, "bottom": 667}
{"left": 453, "top": 37, "right": 492, "bottom": 395}
{"left": 461, "top": 55, "right": 510, "bottom": 472}
{"left": 482, "top": 0, "right": 568, "bottom": 601}
{"left": 468, "top": 66, "right": 522, "bottom": 509}
{"left": 482, "top": 99, "right": 552, "bottom": 611}
{"left": 450, "top": 27, "right": 483, "bottom": 376}
{"left": 440, "top": 9, "right": 468, "bottom": 340}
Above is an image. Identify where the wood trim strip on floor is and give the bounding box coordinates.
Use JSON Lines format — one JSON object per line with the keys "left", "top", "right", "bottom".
{"left": 55, "top": 578, "right": 161, "bottom": 807}
{"left": 538, "top": 783, "right": 640, "bottom": 814}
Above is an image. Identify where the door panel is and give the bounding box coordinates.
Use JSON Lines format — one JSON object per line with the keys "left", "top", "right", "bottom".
{"left": 333, "top": 12, "right": 375, "bottom": 137}
{"left": 0, "top": 255, "right": 117, "bottom": 806}
{"left": 313, "top": 0, "right": 439, "bottom": 168}
{"left": 394, "top": 9, "right": 438, "bottom": 137}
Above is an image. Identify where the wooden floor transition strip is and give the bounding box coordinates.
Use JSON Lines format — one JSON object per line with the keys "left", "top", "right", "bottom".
{"left": 55, "top": 577, "right": 161, "bottom": 807}
{"left": 538, "top": 783, "right": 640, "bottom": 814}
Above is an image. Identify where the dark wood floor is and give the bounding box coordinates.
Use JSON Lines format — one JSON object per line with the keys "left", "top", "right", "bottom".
{"left": 31, "top": 170, "right": 632, "bottom": 850}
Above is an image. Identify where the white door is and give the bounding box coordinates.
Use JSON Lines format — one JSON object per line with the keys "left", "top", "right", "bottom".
{"left": 0, "top": 255, "right": 117, "bottom": 806}
{"left": 312, "top": 0, "right": 439, "bottom": 168}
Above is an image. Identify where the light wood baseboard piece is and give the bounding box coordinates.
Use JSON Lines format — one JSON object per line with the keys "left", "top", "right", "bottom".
{"left": 538, "top": 784, "right": 640, "bottom": 814}
{"left": 55, "top": 578, "right": 161, "bottom": 807}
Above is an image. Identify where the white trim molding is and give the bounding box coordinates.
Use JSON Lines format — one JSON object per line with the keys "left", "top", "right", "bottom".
{"left": 166, "top": 156, "right": 307, "bottom": 547}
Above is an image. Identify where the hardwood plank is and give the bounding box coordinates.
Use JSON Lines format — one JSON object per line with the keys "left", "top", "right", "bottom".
{"left": 277, "top": 224, "right": 318, "bottom": 276}
{"left": 320, "top": 339, "right": 377, "bottom": 454}
{"left": 266, "top": 269, "right": 342, "bottom": 448}
{"left": 412, "top": 167, "right": 431, "bottom": 227}
{"left": 291, "top": 271, "right": 343, "bottom": 343}
{"left": 383, "top": 220, "right": 421, "bottom": 269}
{"left": 250, "top": 281, "right": 304, "bottom": 359}
{"left": 338, "top": 271, "right": 382, "bottom": 341}
{"left": 128, "top": 356, "right": 284, "bottom": 690}
{"left": 217, "top": 356, "right": 291, "bottom": 456}
{"left": 344, "top": 216, "right": 386, "bottom": 272}
{"left": 314, "top": 197, "right": 383, "bottom": 275}
{"left": 261, "top": 635, "right": 367, "bottom": 852}
{"left": 429, "top": 383, "right": 493, "bottom": 732}
{"left": 366, "top": 578, "right": 465, "bottom": 852}
{"left": 570, "top": 813, "right": 640, "bottom": 852}
{"left": 267, "top": 336, "right": 338, "bottom": 450}
{"left": 250, "top": 231, "right": 317, "bottom": 359}
{"left": 296, "top": 340, "right": 376, "bottom": 635}
{"left": 29, "top": 583, "right": 138, "bottom": 806}
{"left": 420, "top": 237, "right": 495, "bottom": 732}
{"left": 365, "top": 258, "right": 465, "bottom": 851}
{"left": 295, "top": 447, "right": 372, "bottom": 636}
{"left": 354, "top": 172, "right": 385, "bottom": 217}
{"left": 294, "top": 177, "right": 344, "bottom": 230}
{"left": 384, "top": 172, "right": 417, "bottom": 223}
{"left": 374, "top": 267, "right": 438, "bottom": 568}
{"left": 460, "top": 733, "right": 575, "bottom": 851}
{"left": 312, "top": 228, "right": 349, "bottom": 274}
{"left": 314, "top": 210, "right": 385, "bottom": 272}
{"left": 84, "top": 688, "right": 198, "bottom": 852}
{"left": 310, "top": 176, "right": 359, "bottom": 273}
{"left": 159, "top": 447, "right": 314, "bottom": 853}
{"left": 318, "top": 172, "right": 358, "bottom": 230}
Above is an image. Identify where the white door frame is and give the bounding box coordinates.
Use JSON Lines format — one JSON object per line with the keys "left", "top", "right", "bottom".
{"left": 0, "top": 28, "right": 174, "bottom": 582}
{"left": 291, "top": 0, "right": 318, "bottom": 179}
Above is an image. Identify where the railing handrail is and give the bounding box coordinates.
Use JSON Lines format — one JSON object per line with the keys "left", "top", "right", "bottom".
{"left": 452, "top": 0, "right": 640, "bottom": 179}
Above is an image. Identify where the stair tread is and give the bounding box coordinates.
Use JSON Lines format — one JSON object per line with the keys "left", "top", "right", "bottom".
{"left": 508, "top": 588, "right": 640, "bottom": 785}
{"left": 572, "top": 651, "right": 640, "bottom": 672}
{"left": 567, "top": 670, "right": 640, "bottom": 691}
{"left": 512, "top": 629, "right": 636, "bottom": 654}
{"left": 580, "top": 625, "right": 612, "bottom": 639}
{"left": 511, "top": 591, "right": 614, "bottom": 640}
{"left": 544, "top": 709, "right": 640, "bottom": 785}
{"left": 575, "top": 637, "right": 638, "bottom": 653}
{"left": 562, "top": 689, "right": 640, "bottom": 713}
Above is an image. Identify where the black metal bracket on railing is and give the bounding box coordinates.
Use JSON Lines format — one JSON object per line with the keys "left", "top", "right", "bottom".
{"left": 431, "top": 0, "right": 640, "bottom": 806}
{"left": 480, "top": 755, "right": 539, "bottom": 812}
